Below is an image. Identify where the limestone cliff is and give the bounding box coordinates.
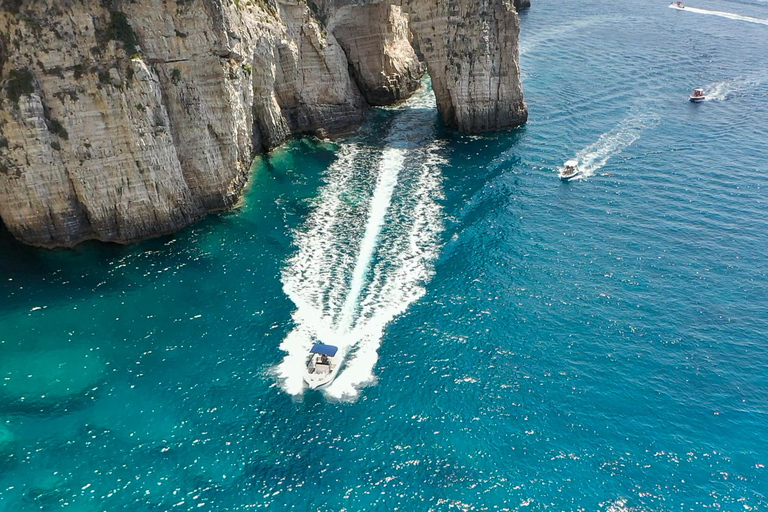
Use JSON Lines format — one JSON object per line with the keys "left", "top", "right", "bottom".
{"left": 312, "top": 0, "right": 529, "bottom": 129}
{"left": 0, "top": 0, "right": 526, "bottom": 248}
{"left": 0, "top": 0, "right": 365, "bottom": 246}
{"left": 405, "top": 0, "right": 528, "bottom": 132}
{"left": 311, "top": 0, "right": 424, "bottom": 105}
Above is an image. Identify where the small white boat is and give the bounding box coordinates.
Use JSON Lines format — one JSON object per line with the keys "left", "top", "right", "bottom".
{"left": 559, "top": 159, "right": 581, "bottom": 181}
{"left": 670, "top": 1, "right": 685, "bottom": 9}
{"left": 689, "top": 88, "right": 706, "bottom": 102}
{"left": 304, "top": 343, "right": 341, "bottom": 389}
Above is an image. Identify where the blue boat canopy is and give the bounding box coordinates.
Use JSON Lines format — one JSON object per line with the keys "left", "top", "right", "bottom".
{"left": 310, "top": 344, "right": 338, "bottom": 356}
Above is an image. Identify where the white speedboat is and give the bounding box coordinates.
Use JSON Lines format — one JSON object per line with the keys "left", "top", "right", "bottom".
{"left": 559, "top": 159, "right": 581, "bottom": 181}
{"left": 670, "top": 1, "right": 685, "bottom": 10}
{"left": 689, "top": 88, "right": 706, "bottom": 102}
{"left": 304, "top": 343, "right": 341, "bottom": 389}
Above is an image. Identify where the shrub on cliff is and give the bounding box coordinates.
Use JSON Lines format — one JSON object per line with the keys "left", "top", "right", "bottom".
{"left": 107, "top": 11, "right": 140, "bottom": 56}
{"left": 47, "top": 118, "right": 69, "bottom": 140}
{"left": 96, "top": 10, "right": 140, "bottom": 57}
{"left": 0, "top": 0, "right": 23, "bottom": 15}
{"left": 6, "top": 68, "right": 35, "bottom": 106}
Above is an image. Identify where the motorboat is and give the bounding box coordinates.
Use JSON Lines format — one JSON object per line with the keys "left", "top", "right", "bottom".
{"left": 689, "top": 88, "right": 706, "bottom": 102}
{"left": 670, "top": 1, "right": 685, "bottom": 9}
{"left": 304, "top": 343, "right": 341, "bottom": 389}
{"left": 559, "top": 159, "right": 581, "bottom": 181}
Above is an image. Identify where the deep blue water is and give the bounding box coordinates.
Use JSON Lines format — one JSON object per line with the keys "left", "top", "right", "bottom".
{"left": 2, "top": 0, "right": 768, "bottom": 509}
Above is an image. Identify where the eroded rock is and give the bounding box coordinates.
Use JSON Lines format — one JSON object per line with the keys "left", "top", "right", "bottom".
{"left": 0, "top": 0, "right": 365, "bottom": 246}
{"left": 314, "top": 0, "right": 424, "bottom": 105}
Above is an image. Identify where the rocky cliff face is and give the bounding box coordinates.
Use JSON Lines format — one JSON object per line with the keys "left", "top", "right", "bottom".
{"left": 0, "top": 0, "right": 365, "bottom": 246}
{"left": 312, "top": 0, "right": 424, "bottom": 105}
{"left": 313, "top": 0, "right": 529, "bottom": 130}
{"left": 0, "top": 0, "right": 526, "bottom": 248}
{"left": 405, "top": 0, "right": 528, "bottom": 132}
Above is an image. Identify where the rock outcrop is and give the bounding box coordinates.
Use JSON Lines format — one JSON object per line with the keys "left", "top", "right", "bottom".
{"left": 0, "top": 0, "right": 526, "bottom": 248}
{"left": 514, "top": 0, "right": 531, "bottom": 9}
{"left": 405, "top": 0, "right": 528, "bottom": 132}
{"left": 312, "top": 0, "right": 424, "bottom": 105}
{"left": 312, "top": 0, "right": 529, "bottom": 129}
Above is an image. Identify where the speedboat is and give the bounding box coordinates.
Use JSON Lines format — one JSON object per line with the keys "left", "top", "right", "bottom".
{"left": 304, "top": 343, "right": 341, "bottom": 389}
{"left": 689, "top": 88, "right": 706, "bottom": 102}
{"left": 559, "top": 159, "right": 581, "bottom": 181}
{"left": 670, "top": 1, "right": 685, "bottom": 9}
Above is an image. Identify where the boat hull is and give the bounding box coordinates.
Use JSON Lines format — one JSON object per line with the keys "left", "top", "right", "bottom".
{"left": 304, "top": 367, "right": 341, "bottom": 389}
{"left": 689, "top": 96, "right": 706, "bottom": 103}
{"left": 559, "top": 170, "right": 581, "bottom": 181}
{"left": 304, "top": 373, "right": 336, "bottom": 389}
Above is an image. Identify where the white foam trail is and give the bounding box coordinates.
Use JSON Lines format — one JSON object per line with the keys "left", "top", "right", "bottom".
{"left": 603, "top": 499, "right": 647, "bottom": 512}
{"left": 699, "top": 77, "right": 760, "bottom": 101}
{"left": 337, "top": 148, "right": 405, "bottom": 332}
{"left": 704, "top": 80, "right": 732, "bottom": 101}
{"left": 281, "top": 144, "right": 360, "bottom": 319}
{"left": 326, "top": 143, "right": 445, "bottom": 399}
{"left": 570, "top": 112, "right": 656, "bottom": 178}
{"left": 669, "top": 3, "right": 768, "bottom": 26}
{"left": 277, "top": 83, "right": 444, "bottom": 399}
{"left": 381, "top": 76, "right": 437, "bottom": 110}
{"left": 276, "top": 145, "right": 364, "bottom": 395}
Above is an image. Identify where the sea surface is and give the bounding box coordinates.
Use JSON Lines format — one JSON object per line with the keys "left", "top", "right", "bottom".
{"left": 2, "top": 0, "right": 768, "bottom": 509}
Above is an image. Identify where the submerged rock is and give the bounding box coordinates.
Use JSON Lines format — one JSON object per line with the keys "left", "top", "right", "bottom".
{"left": 0, "top": 422, "right": 14, "bottom": 457}
{"left": 0, "top": 348, "right": 105, "bottom": 412}
{"left": 24, "top": 472, "right": 68, "bottom": 508}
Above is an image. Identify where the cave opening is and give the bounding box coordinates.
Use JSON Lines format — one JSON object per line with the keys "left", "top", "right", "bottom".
{"left": 0, "top": 215, "right": 20, "bottom": 251}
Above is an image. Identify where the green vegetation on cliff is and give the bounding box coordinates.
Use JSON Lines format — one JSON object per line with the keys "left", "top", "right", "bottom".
{"left": 6, "top": 68, "right": 34, "bottom": 105}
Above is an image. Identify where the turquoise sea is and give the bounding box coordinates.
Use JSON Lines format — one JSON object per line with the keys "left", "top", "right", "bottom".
{"left": 2, "top": 0, "right": 768, "bottom": 509}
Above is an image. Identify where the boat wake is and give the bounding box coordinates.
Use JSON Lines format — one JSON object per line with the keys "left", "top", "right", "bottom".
{"left": 276, "top": 91, "right": 445, "bottom": 400}
{"left": 520, "top": 17, "right": 611, "bottom": 57}
{"left": 699, "top": 78, "right": 760, "bottom": 101}
{"left": 572, "top": 112, "right": 657, "bottom": 179}
{"left": 669, "top": 3, "right": 768, "bottom": 26}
